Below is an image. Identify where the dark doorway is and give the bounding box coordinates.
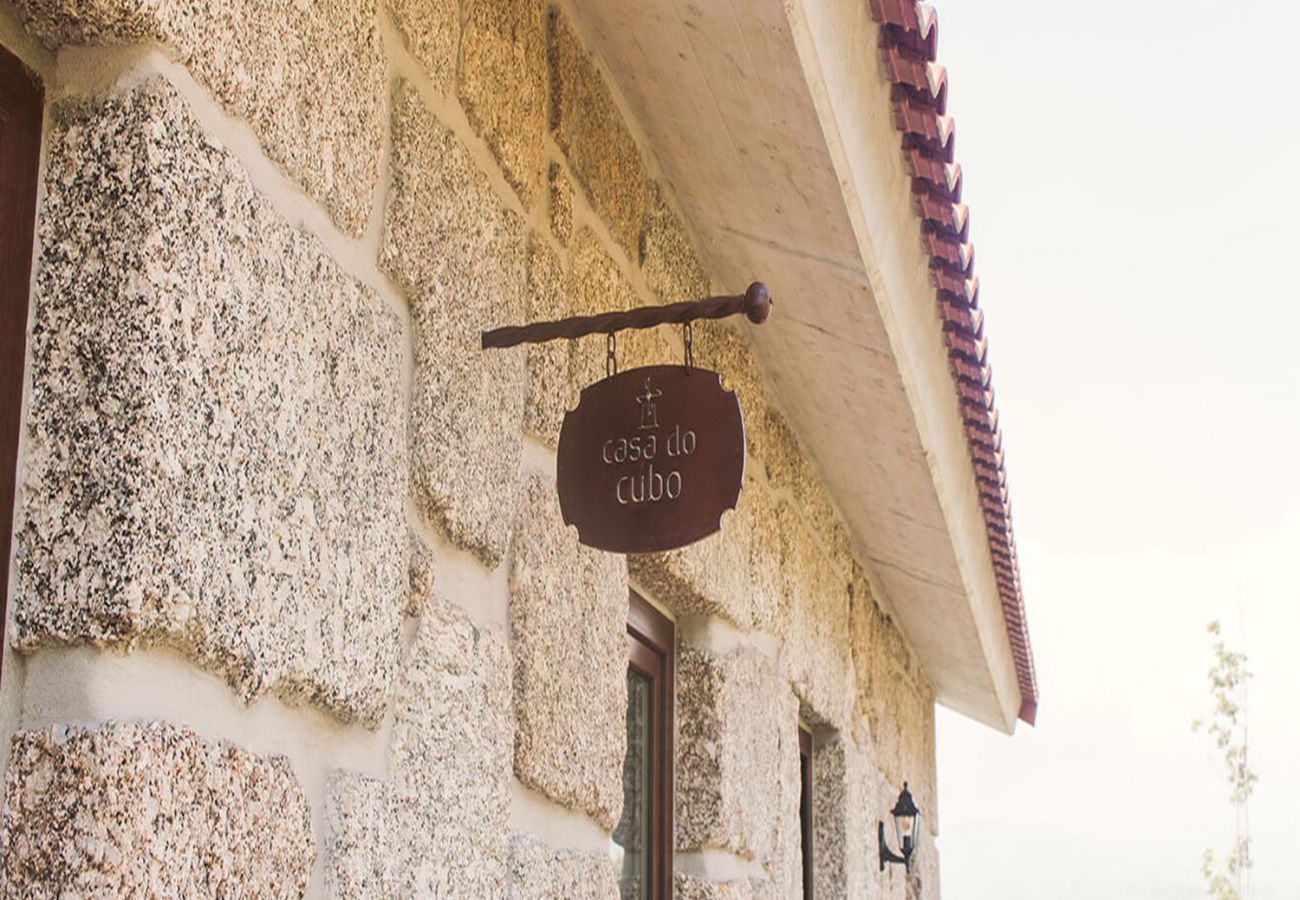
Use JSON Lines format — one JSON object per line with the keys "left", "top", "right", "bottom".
{"left": 0, "top": 44, "right": 43, "bottom": 676}
{"left": 799, "top": 725, "right": 814, "bottom": 898}
{"left": 616, "top": 592, "right": 674, "bottom": 900}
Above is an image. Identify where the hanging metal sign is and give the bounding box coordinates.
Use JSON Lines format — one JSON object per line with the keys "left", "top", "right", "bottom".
{"left": 481, "top": 281, "right": 771, "bottom": 554}
{"left": 556, "top": 365, "right": 744, "bottom": 554}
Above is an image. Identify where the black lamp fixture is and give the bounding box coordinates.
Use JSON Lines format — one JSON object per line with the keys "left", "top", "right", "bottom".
{"left": 878, "top": 782, "right": 921, "bottom": 871}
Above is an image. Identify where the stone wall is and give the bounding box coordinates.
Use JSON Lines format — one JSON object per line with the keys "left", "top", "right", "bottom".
{"left": 0, "top": 1, "right": 941, "bottom": 898}
{"left": 15, "top": 79, "right": 406, "bottom": 726}
{"left": 2, "top": 723, "right": 314, "bottom": 897}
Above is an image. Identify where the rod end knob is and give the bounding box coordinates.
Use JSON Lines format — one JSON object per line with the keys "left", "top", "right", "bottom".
{"left": 744, "top": 282, "right": 773, "bottom": 324}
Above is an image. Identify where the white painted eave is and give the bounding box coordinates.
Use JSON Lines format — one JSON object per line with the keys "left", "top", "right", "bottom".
{"left": 569, "top": 0, "right": 1022, "bottom": 732}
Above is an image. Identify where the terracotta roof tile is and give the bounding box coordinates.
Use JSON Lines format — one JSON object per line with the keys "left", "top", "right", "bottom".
{"left": 881, "top": 44, "right": 948, "bottom": 111}
{"left": 870, "top": 1, "right": 1038, "bottom": 726}
{"left": 893, "top": 98, "right": 955, "bottom": 151}
{"left": 914, "top": 191, "right": 969, "bottom": 238}
{"left": 904, "top": 151, "right": 962, "bottom": 200}
{"left": 941, "top": 301, "right": 982, "bottom": 335}
{"left": 924, "top": 231, "right": 969, "bottom": 269}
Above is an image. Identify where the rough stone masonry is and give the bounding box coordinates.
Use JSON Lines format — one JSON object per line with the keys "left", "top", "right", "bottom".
{"left": 0, "top": 0, "right": 941, "bottom": 897}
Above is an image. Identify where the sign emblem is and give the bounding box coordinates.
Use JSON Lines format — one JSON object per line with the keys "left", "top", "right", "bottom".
{"left": 556, "top": 365, "right": 745, "bottom": 554}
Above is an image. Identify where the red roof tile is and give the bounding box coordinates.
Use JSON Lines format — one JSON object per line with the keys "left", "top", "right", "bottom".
{"left": 868, "top": 0, "right": 1038, "bottom": 726}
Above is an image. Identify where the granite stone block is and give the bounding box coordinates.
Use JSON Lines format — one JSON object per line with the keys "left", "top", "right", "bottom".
{"left": 15, "top": 80, "right": 407, "bottom": 724}
{"left": 525, "top": 228, "right": 669, "bottom": 446}
{"left": 693, "top": 323, "right": 768, "bottom": 464}
{"left": 640, "top": 180, "right": 709, "bottom": 302}
{"left": 522, "top": 237, "right": 572, "bottom": 442}
{"left": 549, "top": 161, "right": 574, "bottom": 246}
{"left": 674, "top": 873, "right": 767, "bottom": 900}
{"left": 383, "top": 83, "right": 526, "bottom": 565}
{"left": 779, "top": 502, "right": 854, "bottom": 730}
{"left": 407, "top": 527, "right": 437, "bottom": 619}
{"left": 325, "top": 594, "right": 513, "bottom": 897}
{"left": 812, "top": 735, "right": 849, "bottom": 899}
{"left": 629, "top": 476, "right": 785, "bottom": 630}
{"left": 510, "top": 473, "right": 628, "bottom": 830}
{"left": 459, "top": 0, "right": 546, "bottom": 206}
{"left": 761, "top": 715, "right": 804, "bottom": 897}
{"left": 567, "top": 227, "right": 640, "bottom": 377}
{"left": 386, "top": 0, "right": 459, "bottom": 95}
{"left": 675, "top": 644, "right": 792, "bottom": 858}
{"left": 508, "top": 832, "right": 619, "bottom": 900}
{"left": 15, "top": 0, "right": 386, "bottom": 235}
{"left": 848, "top": 565, "right": 937, "bottom": 819}
{"left": 762, "top": 407, "right": 846, "bottom": 558}
{"left": 326, "top": 773, "right": 394, "bottom": 899}
{"left": 0, "top": 723, "right": 313, "bottom": 897}
{"left": 548, "top": 9, "right": 645, "bottom": 257}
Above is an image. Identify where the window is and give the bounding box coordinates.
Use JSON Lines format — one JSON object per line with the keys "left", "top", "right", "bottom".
{"left": 613, "top": 592, "right": 674, "bottom": 900}
{"left": 799, "top": 726, "right": 815, "bottom": 898}
{"left": 0, "top": 46, "right": 44, "bottom": 681}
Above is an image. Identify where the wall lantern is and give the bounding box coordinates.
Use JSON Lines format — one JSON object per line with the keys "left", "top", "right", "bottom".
{"left": 878, "top": 782, "right": 920, "bottom": 871}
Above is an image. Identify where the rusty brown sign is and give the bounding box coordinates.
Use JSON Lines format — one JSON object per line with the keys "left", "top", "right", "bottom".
{"left": 556, "top": 365, "right": 745, "bottom": 554}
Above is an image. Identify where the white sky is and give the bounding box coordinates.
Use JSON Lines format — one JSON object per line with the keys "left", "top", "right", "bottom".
{"left": 931, "top": 2, "right": 1300, "bottom": 898}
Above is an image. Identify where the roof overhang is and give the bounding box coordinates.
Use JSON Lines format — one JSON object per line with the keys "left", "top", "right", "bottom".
{"left": 570, "top": 0, "right": 1035, "bottom": 732}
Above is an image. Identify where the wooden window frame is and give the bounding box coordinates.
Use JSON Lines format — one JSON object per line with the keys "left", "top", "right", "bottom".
{"left": 0, "top": 45, "right": 44, "bottom": 681}
{"left": 627, "top": 592, "right": 674, "bottom": 900}
{"left": 799, "top": 725, "right": 815, "bottom": 899}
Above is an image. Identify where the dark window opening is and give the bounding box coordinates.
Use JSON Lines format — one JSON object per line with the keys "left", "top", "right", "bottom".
{"left": 615, "top": 593, "right": 674, "bottom": 900}
{"left": 0, "top": 45, "right": 44, "bottom": 684}
{"left": 799, "top": 726, "right": 814, "bottom": 899}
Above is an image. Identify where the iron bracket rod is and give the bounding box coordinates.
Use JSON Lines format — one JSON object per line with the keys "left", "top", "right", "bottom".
{"left": 481, "top": 281, "right": 772, "bottom": 350}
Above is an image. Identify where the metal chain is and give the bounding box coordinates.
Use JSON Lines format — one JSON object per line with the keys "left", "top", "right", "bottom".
{"left": 683, "top": 321, "right": 694, "bottom": 368}
{"left": 606, "top": 332, "right": 618, "bottom": 378}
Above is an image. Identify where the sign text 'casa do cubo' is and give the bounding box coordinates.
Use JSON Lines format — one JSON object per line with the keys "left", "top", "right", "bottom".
{"left": 556, "top": 366, "right": 744, "bottom": 553}
{"left": 481, "top": 282, "right": 773, "bottom": 554}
